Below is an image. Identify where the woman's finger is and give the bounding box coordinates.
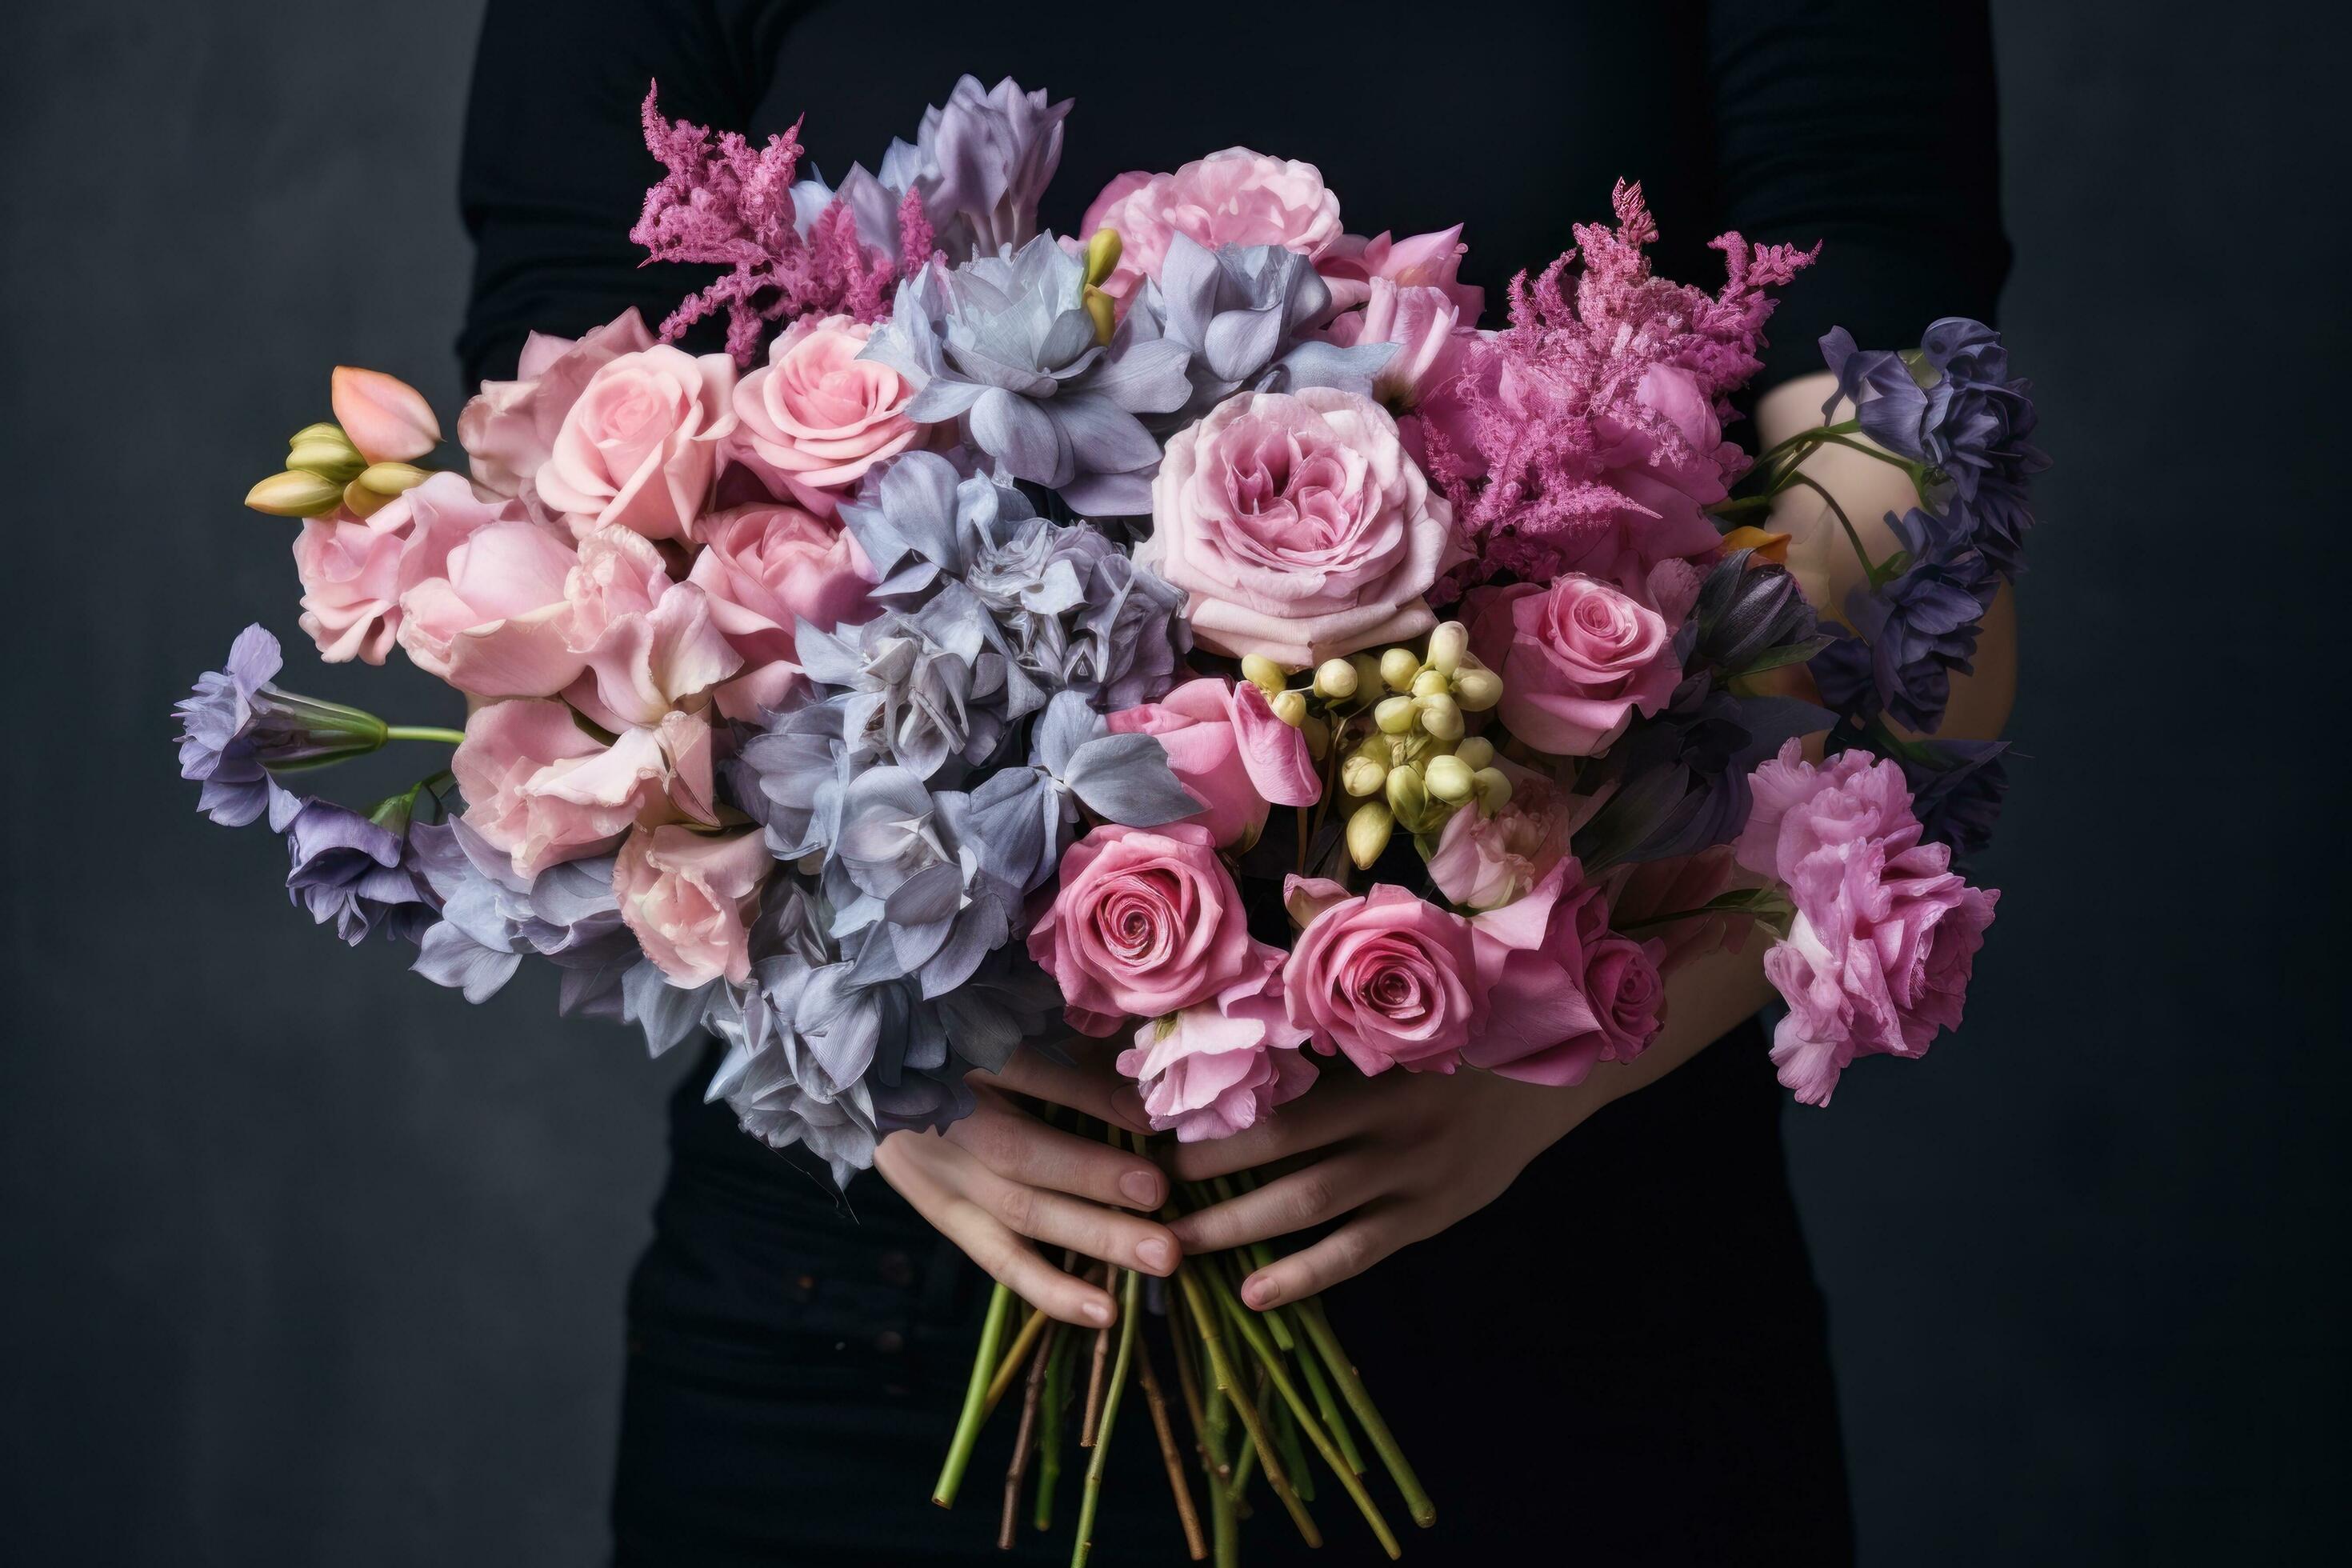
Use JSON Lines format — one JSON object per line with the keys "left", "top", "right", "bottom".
{"left": 970, "top": 1170, "right": 1179, "bottom": 1278}
{"left": 876, "top": 1133, "right": 1117, "bottom": 1326}
{"left": 947, "top": 1092, "right": 1167, "bottom": 1210}
{"left": 978, "top": 1044, "right": 1153, "bottom": 1134}
{"left": 1234, "top": 1207, "right": 1410, "bottom": 1310}
{"left": 1164, "top": 1084, "right": 1370, "bottom": 1183}
{"left": 1164, "top": 1153, "right": 1391, "bottom": 1254}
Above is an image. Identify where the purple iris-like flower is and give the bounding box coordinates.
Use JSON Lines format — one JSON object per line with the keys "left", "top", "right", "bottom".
{"left": 1814, "top": 510, "right": 2001, "bottom": 735}
{"left": 1895, "top": 735, "right": 2010, "bottom": 862}
{"left": 282, "top": 798, "right": 433, "bottom": 946}
{"left": 176, "top": 624, "right": 390, "bottom": 827}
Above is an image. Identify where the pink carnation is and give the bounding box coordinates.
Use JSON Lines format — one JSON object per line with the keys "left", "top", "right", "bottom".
{"left": 1282, "top": 878, "right": 1486, "bottom": 1076}
{"left": 1081, "top": 150, "right": 1343, "bottom": 308}
{"left": 560, "top": 526, "right": 742, "bottom": 730}
{"left": 1735, "top": 742, "right": 2000, "bottom": 1106}
{"left": 1424, "top": 759, "right": 1582, "bottom": 910}
{"left": 1103, "top": 678, "right": 1320, "bottom": 850}
{"left": 1115, "top": 958, "right": 1316, "bottom": 1142}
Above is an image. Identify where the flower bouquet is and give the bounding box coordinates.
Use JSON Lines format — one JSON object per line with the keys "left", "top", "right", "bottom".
{"left": 177, "top": 73, "right": 2042, "bottom": 1564}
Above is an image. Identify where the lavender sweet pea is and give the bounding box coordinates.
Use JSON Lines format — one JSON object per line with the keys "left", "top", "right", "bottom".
{"left": 281, "top": 798, "right": 433, "bottom": 945}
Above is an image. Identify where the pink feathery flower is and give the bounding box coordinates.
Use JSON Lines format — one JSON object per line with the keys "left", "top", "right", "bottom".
{"left": 630, "top": 85, "right": 933, "bottom": 366}
{"left": 1421, "top": 181, "right": 1818, "bottom": 596}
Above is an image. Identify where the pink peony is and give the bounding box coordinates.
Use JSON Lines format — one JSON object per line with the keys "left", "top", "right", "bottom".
{"left": 614, "top": 824, "right": 771, "bottom": 987}
{"left": 561, "top": 526, "right": 742, "bottom": 730}
{"left": 395, "top": 518, "right": 583, "bottom": 697}
{"left": 330, "top": 366, "right": 441, "bottom": 464}
{"left": 1281, "top": 878, "right": 1487, "bottom": 1075}
{"left": 1139, "top": 386, "right": 1455, "bottom": 666}
{"left": 1424, "top": 759, "right": 1582, "bottom": 910}
{"left": 1466, "top": 573, "right": 1679, "bottom": 756}
{"left": 685, "top": 502, "right": 874, "bottom": 718}
{"left": 1103, "top": 678, "right": 1320, "bottom": 850}
{"left": 1735, "top": 741, "right": 2000, "bottom": 1106}
{"left": 458, "top": 310, "right": 658, "bottom": 513}
{"left": 534, "top": 343, "right": 737, "bottom": 543}
{"left": 1316, "top": 278, "right": 1477, "bottom": 411}
{"left": 1465, "top": 861, "right": 1666, "bottom": 1086}
{"left": 1115, "top": 958, "right": 1316, "bottom": 1142}
{"left": 1028, "top": 822, "right": 1263, "bottom": 1035}
{"left": 291, "top": 472, "right": 499, "bottom": 665}
{"left": 729, "top": 314, "right": 925, "bottom": 510}
{"left": 1081, "top": 150, "right": 1344, "bottom": 308}
{"left": 454, "top": 700, "right": 717, "bottom": 880}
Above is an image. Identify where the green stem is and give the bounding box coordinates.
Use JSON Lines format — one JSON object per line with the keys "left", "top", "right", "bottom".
{"left": 1788, "top": 472, "right": 1886, "bottom": 586}
{"left": 1175, "top": 1264, "right": 1321, "bottom": 1548}
{"left": 1036, "top": 1324, "right": 1075, "bottom": 1530}
{"left": 934, "top": 1281, "right": 1014, "bottom": 1507}
{"left": 1071, "top": 1269, "right": 1143, "bottom": 1568}
{"left": 1295, "top": 1299, "right": 1436, "bottom": 1530}
{"left": 383, "top": 725, "right": 466, "bottom": 745}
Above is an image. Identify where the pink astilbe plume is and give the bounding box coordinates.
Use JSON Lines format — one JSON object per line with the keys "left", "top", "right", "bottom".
{"left": 1423, "top": 180, "right": 1818, "bottom": 595}
{"left": 630, "top": 86, "right": 934, "bottom": 366}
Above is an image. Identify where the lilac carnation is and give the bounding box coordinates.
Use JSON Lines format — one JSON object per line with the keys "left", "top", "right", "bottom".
{"left": 282, "top": 798, "right": 432, "bottom": 946}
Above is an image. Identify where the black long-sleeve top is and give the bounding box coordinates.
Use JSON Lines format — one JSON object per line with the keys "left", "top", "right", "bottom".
{"left": 457, "top": 0, "right": 2006, "bottom": 398}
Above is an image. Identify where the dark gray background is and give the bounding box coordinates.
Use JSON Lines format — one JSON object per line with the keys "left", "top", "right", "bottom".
{"left": 3, "top": 2, "right": 2342, "bottom": 1562}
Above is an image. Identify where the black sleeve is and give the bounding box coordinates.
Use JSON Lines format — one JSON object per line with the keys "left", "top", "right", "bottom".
{"left": 454, "top": 0, "right": 790, "bottom": 390}
{"left": 1707, "top": 0, "right": 2010, "bottom": 391}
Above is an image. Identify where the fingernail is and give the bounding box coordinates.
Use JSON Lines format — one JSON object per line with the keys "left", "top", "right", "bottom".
{"left": 1119, "top": 1169, "right": 1162, "bottom": 1208}
{"left": 1082, "top": 1298, "right": 1114, "bottom": 1326}
{"left": 1242, "top": 1275, "right": 1277, "bottom": 1309}
{"left": 1135, "top": 1236, "right": 1173, "bottom": 1272}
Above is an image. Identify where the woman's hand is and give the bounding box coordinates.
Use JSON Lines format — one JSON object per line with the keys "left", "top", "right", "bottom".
{"left": 874, "top": 1046, "right": 1178, "bottom": 1328}
{"left": 1162, "top": 1066, "right": 1604, "bottom": 1310}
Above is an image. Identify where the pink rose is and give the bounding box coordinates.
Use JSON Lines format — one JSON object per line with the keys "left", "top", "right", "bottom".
{"left": 614, "top": 825, "right": 771, "bottom": 988}
{"left": 686, "top": 502, "right": 874, "bottom": 718}
{"left": 730, "top": 314, "right": 925, "bottom": 509}
{"left": 1466, "top": 573, "right": 1679, "bottom": 756}
{"left": 1082, "top": 150, "right": 1344, "bottom": 308}
{"left": 454, "top": 700, "right": 717, "bottom": 880}
{"left": 1735, "top": 742, "right": 2000, "bottom": 1106}
{"left": 457, "top": 310, "right": 657, "bottom": 512}
{"left": 561, "top": 526, "right": 742, "bottom": 730}
{"left": 1115, "top": 956, "right": 1316, "bottom": 1142}
{"left": 291, "top": 471, "right": 498, "bottom": 665}
{"left": 1027, "top": 822, "right": 1263, "bottom": 1035}
{"left": 1424, "top": 760, "right": 1582, "bottom": 910}
{"left": 395, "top": 518, "right": 584, "bottom": 697}
{"left": 1315, "top": 279, "right": 1476, "bottom": 411}
{"left": 535, "top": 344, "right": 737, "bottom": 543}
{"left": 1281, "top": 878, "right": 1486, "bottom": 1075}
{"left": 1139, "top": 387, "right": 1455, "bottom": 665}
{"left": 1314, "top": 225, "right": 1484, "bottom": 318}
{"left": 1103, "top": 678, "right": 1320, "bottom": 850}
{"left": 1464, "top": 862, "right": 1665, "bottom": 1086}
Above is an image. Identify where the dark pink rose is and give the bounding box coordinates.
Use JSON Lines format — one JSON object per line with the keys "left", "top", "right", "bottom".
{"left": 1028, "top": 822, "right": 1262, "bottom": 1035}
{"left": 1466, "top": 572, "right": 1679, "bottom": 756}
{"left": 1281, "top": 878, "right": 1486, "bottom": 1075}
{"left": 1104, "top": 678, "right": 1320, "bottom": 849}
{"left": 1464, "top": 861, "right": 1666, "bottom": 1086}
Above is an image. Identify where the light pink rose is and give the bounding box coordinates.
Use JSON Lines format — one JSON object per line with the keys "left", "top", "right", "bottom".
{"left": 1314, "top": 225, "right": 1484, "bottom": 318}
{"left": 457, "top": 310, "right": 658, "bottom": 511}
{"left": 1316, "top": 279, "right": 1476, "bottom": 411}
{"left": 1425, "top": 759, "right": 1583, "bottom": 910}
{"left": 561, "top": 526, "right": 742, "bottom": 730}
{"left": 730, "top": 314, "right": 924, "bottom": 510}
{"left": 395, "top": 518, "right": 584, "bottom": 696}
{"left": 1736, "top": 741, "right": 2000, "bottom": 1106}
{"left": 1281, "top": 878, "right": 1486, "bottom": 1075}
{"left": 686, "top": 502, "right": 874, "bottom": 718}
{"left": 330, "top": 366, "right": 441, "bottom": 463}
{"left": 1464, "top": 861, "right": 1665, "bottom": 1086}
{"left": 1115, "top": 954, "right": 1316, "bottom": 1142}
{"left": 1027, "top": 822, "right": 1262, "bottom": 1035}
{"left": 1466, "top": 573, "right": 1679, "bottom": 756}
{"left": 1082, "top": 150, "right": 1344, "bottom": 307}
{"left": 1103, "top": 678, "right": 1320, "bottom": 849}
{"left": 453, "top": 700, "right": 717, "bottom": 880}
{"left": 535, "top": 344, "right": 738, "bottom": 543}
{"left": 1139, "top": 387, "right": 1455, "bottom": 665}
{"left": 614, "top": 825, "right": 771, "bottom": 988}
{"left": 291, "top": 471, "right": 498, "bottom": 664}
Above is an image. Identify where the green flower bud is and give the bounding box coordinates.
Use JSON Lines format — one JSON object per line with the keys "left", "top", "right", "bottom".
{"left": 1270, "top": 689, "right": 1309, "bottom": 727}
{"left": 1410, "top": 668, "right": 1448, "bottom": 699}
{"left": 1084, "top": 228, "right": 1124, "bottom": 289}
{"left": 246, "top": 470, "right": 346, "bottom": 518}
{"left": 1374, "top": 694, "right": 1418, "bottom": 734}
{"left": 1472, "top": 766, "right": 1514, "bottom": 810}
{"left": 1426, "top": 620, "right": 1467, "bottom": 676}
{"left": 1379, "top": 647, "right": 1422, "bottom": 692}
{"left": 1385, "top": 762, "right": 1428, "bottom": 820}
{"left": 1301, "top": 714, "right": 1331, "bottom": 759}
{"left": 1417, "top": 693, "right": 1463, "bottom": 741}
{"left": 1452, "top": 735, "right": 1496, "bottom": 770}
{"left": 1083, "top": 285, "right": 1117, "bottom": 346}
{"left": 1346, "top": 800, "right": 1395, "bottom": 869}
{"left": 1424, "top": 754, "right": 1474, "bottom": 802}
{"left": 1313, "top": 658, "right": 1358, "bottom": 700}
{"left": 286, "top": 424, "right": 365, "bottom": 484}
{"left": 1241, "top": 654, "right": 1288, "bottom": 694}
{"left": 1349, "top": 653, "right": 1386, "bottom": 698}
{"left": 1341, "top": 754, "right": 1389, "bottom": 797}
{"left": 1453, "top": 666, "right": 1504, "bottom": 712}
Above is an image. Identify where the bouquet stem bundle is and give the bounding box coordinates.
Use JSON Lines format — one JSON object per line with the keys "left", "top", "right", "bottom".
{"left": 931, "top": 1132, "right": 1429, "bottom": 1565}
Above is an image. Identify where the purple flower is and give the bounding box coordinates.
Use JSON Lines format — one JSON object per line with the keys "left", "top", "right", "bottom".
{"left": 406, "top": 818, "right": 634, "bottom": 1006}
{"left": 282, "top": 798, "right": 432, "bottom": 945}
{"left": 1813, "top": 510, "right": 1999, "bottom": 735}
{"left": 176, "top": 625, "right": 390, "bottom": 828}
{"left": 1891, "top": 735, "right": 2010, "bottom": 862}
{"left": 1570, "top": 676, "right": 1833, "bottom": 868}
